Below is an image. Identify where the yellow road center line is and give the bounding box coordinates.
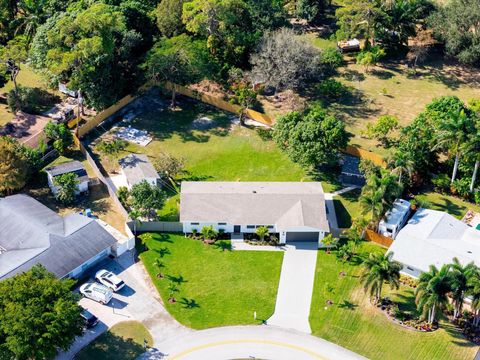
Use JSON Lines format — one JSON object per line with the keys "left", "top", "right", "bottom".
{"left": 169, "top": 338, "right": 327, "bottom": 359}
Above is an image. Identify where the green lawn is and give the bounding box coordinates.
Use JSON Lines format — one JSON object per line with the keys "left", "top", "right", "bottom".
{"left": 415, "top": 191, "right": 480, "bottom": 219}
{"left": 309, "top": 243, "right": 478, "bottom": 360}
{"left": 75, "top": 321, "right": 152, "bottom": 360}
{"left": 138, "top": 233, "right": 284, "bottom": 329}
{"left": 333, "top": 189, "right": 362, "bottom": 228}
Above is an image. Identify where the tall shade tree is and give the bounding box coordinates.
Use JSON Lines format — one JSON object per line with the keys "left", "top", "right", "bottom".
{"left": 335, "top": 0, "right": 380, "bottom": 42}
{"left": 156, "top": 0, "right": 186, "bottom": 37}
{"left": 273, "top": 105, "right": 349, "bottom": 167}
{"left": 429, "top": 0, "right": 480, "bottom": 66}
{"left": 44, "top": 121, "right": 73, "bottom": 155}
{"left": 361, "top": 252, "right": 402, "bottom": 304}
{"left": 129, "top": 180, "right": 166, "bottom": 220}
{"left": 250, "top": 27, "right": 322, "bottom": 92}
{"left": 0, "top": 265, "right": 83, "bottom": 360}
{"left": 145, "top": 34, "right": 211, "bottom": 108}
{"left": 450, "top": 258, "right": 476, "bottom": 319}
{"left": 415, "top": 264, "right": 452, "bottom": 324}
{"left": 433, "top": 108, "right": 475, "bottom": 184}
{"left": 0, "top": 136, "right": 28, "bottom": 195}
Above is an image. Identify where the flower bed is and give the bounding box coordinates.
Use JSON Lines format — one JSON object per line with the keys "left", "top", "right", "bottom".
{"left": 379, "top": 297, "right": 437, "bottom": 332}
{"left": 244, "top": 233, "right": 279, "bottom": 246}
{"left": 454, "top": 315, "right": 480, "bottom": 344}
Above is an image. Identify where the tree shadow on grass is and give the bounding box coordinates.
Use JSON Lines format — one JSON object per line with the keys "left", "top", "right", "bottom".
{"left": 155, "top": 247, "right": 171, "bottom": 258}
{"left": 370, "top": 69, "right": 396, "bottom": 80}
{"left": 76, "top": 333, "right": 145, "bottom": 360}
{"left": 338, "top": 299, "right": 358, "bottom": 310}
{"left": 152, "top": 233, "right": 174, "bottom": 243}
{"left": 429, "top": 198, "right": 465, "bottom": 218}
{"left": 442, "top": 322, "right": 478, "bottom": 347}
{"left": 167, "top": 274, "right": 187, "bottom": 285}
{"left": 179, "top": 297, "right": 200, "bottom": 309}
{"left": 213, "top": 240, "right": 232, "bottom": 252}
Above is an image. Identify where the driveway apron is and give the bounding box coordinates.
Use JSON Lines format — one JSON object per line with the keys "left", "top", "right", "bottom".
{"left": 267, "top": 243, "right": 318, "bottom": 333}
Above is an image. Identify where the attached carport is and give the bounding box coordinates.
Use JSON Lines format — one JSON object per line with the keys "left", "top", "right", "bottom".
{"left": 286, "top": 232, "right": 319, "bottom": 243}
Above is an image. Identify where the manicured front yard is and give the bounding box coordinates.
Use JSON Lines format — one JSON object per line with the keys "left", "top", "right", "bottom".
{"left": 75, "top": 321, "right": 152, "bottom": 360}
{"left": 139, "top": 233, "right": 284, "bottom": 329}
{"left": 309, "top": 243, "right": 478, "bottom": 360}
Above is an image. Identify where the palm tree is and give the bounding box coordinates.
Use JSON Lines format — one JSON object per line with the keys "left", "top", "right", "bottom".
{"left": 321, "top": 234, "right": 337, "bottom": 253}
{"left": 467, "top": 268, "right": 480, "bottom": 327}
{"left": 361, "top": 252, "right": 402, "bottom": 304}
{"left": 255, "top": 226, "right": 270, "bottom": 242}
{"left": 434, "top": 109, "right": 475, "bottom": 184}
{"left": 388, "top": 150, "right": 415, "bottom": 185}
{"left": 200, "top": 225, "right": 217, "bottom": 241}
{"left": 450, "top": 258, "right": 476, "bottom": 319}
{"left": 467, "top": 124, "right": 480, "bottom": 192}
{"left": 360, "top": 185, "right": 385, "bottom": 227}
{"left": 415, "top": 264, "right": 452, "bottom": 324}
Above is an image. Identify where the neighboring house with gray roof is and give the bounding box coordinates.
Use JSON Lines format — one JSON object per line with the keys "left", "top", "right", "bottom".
{"left": 180, "top": 182, "right": 330, "bottom": 246}
{"left": 0, "top": 194, "right": 119, "bottom": 280}
{"left": 45, "top": 161, "right": 89, "bottom": 196}
{"left": 389, "top": 208, "right": 480, "bottom": 278}
{"left": 119, "top": 154, "right": 160, "bottom": 189}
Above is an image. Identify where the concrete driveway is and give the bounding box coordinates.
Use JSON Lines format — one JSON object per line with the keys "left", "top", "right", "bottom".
{"left": 267, "top": 242, "right": 318, "bottom": 333}
{"left": 56, "top": 251, "right": 190, "bottom": 359}
{"left": 151, "top": 325, "right": 365, "bottom": 360}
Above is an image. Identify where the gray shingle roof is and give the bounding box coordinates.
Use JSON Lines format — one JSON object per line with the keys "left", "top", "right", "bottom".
{"left": 0, "top": 194, "right": 117, "bottom": 279}
{"left": 119, "top": 154, "right": 159, "bottom": 187}
{"left": 46, "top": 161, "right": 89, "bottom": 184}
{"left": 180, "top": 182, "right": 329, "bottom": 231}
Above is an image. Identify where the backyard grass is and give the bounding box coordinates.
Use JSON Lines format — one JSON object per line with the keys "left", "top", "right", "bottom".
{"left": 138, "top": 233, "right": 284, "bottom": 329}
{"left": 75, "top": 321, "right": 152, "bottom": 360}
{"left": 415, "top": 191, "right": 480, "bottom": 219}
{"left": 309, "top": 243, "right": 479, "bottom": 360}
{"left": 333, "top": 189, "right": 362, "bottom": 228}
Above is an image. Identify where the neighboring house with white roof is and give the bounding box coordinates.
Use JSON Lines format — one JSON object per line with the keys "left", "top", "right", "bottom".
{"left": 389, "top": 208, "right": 480, "bottom": 278}
{"left": 119, "top": 154, "right": 160, "bottom": 189}
{"left": 45, "top": 161, "right": 89, "bottom": 196}
{"left": 378, "top": 199, "right": 411, "bottom": 239}
{"left": 0, "top": 194, "right": 134, "bottom": 280}
{"left": 180, "top": 182, "right": 330, "bottom": 247}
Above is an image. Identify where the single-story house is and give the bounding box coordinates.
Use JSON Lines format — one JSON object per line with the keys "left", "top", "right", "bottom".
{"left": 180, "top": 182, "right": 330, "bottom": 246}
{"left": 0, "top": 194, "right": 124, "bottom": 280}
{"left": 45, "top": 161, "right": 89, "bottom": 196}
{"left": 389, "top": 208, "right": 480, "bottom": 278}
{"left": 119, "top": 154, "right": 160, "bottom": 189}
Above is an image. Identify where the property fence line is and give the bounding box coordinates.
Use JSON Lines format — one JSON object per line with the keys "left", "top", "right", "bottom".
{"left": 343, "top": 145, "right": 386, "bottom": 168}
{"left": 127, "top": 220, "right": 183, "bottom": 233}
{"left": 365, "top": 229, "right": 393, "bottom": 248}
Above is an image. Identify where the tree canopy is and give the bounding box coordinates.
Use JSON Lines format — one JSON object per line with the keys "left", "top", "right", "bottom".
{"left": 0, "top": 265, "right": 83, "bottom": 360}
{"left": 273, "top": 105, "right": 349, "bottom": 167}
{"left": 0, "top": 136, "right": 29, "bottom": 195}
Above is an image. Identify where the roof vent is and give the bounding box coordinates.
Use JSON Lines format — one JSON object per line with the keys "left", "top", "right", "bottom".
{"left": 467, "top": 250, "right": 472, "bottom": 254}
{"left": 252, "top": 190, "right": 257, "bottom": 194}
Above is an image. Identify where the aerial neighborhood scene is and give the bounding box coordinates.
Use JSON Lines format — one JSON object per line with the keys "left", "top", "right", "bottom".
{"left": 1, "top": 0, "right": 480, "bottom": 359}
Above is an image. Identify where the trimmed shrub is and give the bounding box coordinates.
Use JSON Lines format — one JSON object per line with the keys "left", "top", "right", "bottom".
{"left": 7, "top": 86, "right": 58, "bottom": 114}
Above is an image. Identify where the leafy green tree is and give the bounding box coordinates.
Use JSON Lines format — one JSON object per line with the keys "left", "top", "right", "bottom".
{"left": 255, "top": 226, "right": 269, "bottom": 242}
{"left": 429, "top": 0, "right": 480, "bottom": 65}
{"left": 361, "top": 252, "right": 402, "bottom": 304}
{"left": 156, "top": 0, "right": 186, "bottom": 37}
{"left": 363, "top": 115, "right": 399, "bottom": 147}
{"left": 53, "top": 172, "right": 79, "bottom": 205}
{"left": 130, "top": 180, "right": 166, "bottom": 220}
{"left": 356, "top": 46, "right": 385, "bottom": 73}
{"left": 273, "top": 105, "right": 349, "bottom": 167}
{"left": 145, "top": 34, "right": 211, "bottom": 107}
{"left": 0, "top": 265, "right": 83, "bottom": 360}
{"left": 153, "top": 152, "right": 185, "bottom": 183}
{"left": 321, "top": 47, "right": 344, "bottom": 73}
{"left": 44, "top": 121, "right": 73, "bottom": 155}
{"left": 415, "top": 264, "right": 452, "bottom": 324}
{"left": 0, "top": 136, "right": 29, "bottom": 195}
{"left": 244, "top": 0, "right": 287, "bottom": 31}
{"left": 295, "top": 0, "right": 329, "bottom": 22}
{"left": 250, "top": 27, "right": 322, "bottom": 92}
{"left": 336, "top": 0, "right": 380, "bottom": 42}
{"left": 97, "top": 138, "right": 127, "bottom": 168}
{"left": 232, "top": 83, "right": 257, "bottom": 125}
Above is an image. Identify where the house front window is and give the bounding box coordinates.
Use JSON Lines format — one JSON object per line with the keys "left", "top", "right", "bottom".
{"left": 191, "top": 222, "right": 199, "bottom": 225}
{"left": 246, "top": 225, "right": 255, "bottom": 229}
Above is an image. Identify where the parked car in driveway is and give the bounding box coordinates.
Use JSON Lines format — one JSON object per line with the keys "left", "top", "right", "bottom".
{"left": 95, "top": 269, "right": 125, "bottom": 292}
{"left": 80, "top": 282, "right": 113, "bottom": 304}
{"left": 80, "top": 308, "right": 99, "bottom": 329}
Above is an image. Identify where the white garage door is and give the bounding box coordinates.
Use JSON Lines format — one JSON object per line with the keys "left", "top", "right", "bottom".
{"left": 286, "top": 232, "right": 319, "bottom": 242}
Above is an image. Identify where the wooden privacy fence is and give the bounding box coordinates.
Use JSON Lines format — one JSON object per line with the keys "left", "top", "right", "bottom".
{"left": 365, "top": 229, "right": 393, "bottom": 248}
{"left": 164, "top": 81, "right": 274, "bottom": 126}
{"left": 343, "top": 145, "right": 386, "bottom": 168}
{"left": 127, "top": 220, "right": 183, "bottom": 233}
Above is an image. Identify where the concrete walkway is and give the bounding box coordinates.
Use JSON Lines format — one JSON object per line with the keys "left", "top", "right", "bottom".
{"left": 151, "top": 325, "right": 365, "bottom": 360}
{"left": 267, "top": 243, "right": 318, "bottom": 333}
